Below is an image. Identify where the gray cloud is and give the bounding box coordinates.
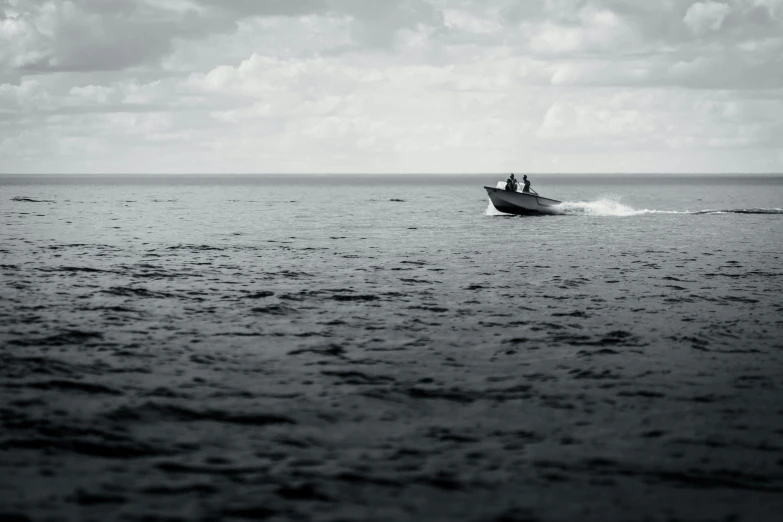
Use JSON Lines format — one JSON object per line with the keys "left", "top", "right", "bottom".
{"left": 193, "top": 0, "right": 328, "bottom": 17}
{"left": 2, "top": 0, "right": 447, "bottom": 74}
{"left": 6, "top": 1, "right": 233, "bottom": 72}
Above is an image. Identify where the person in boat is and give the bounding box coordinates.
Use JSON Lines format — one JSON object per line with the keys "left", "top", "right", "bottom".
{"left": 505, "top": 173, "right": 518, "bottom": 192}
{"left": 521, "top": 175, "right": 532, "bottom": 193}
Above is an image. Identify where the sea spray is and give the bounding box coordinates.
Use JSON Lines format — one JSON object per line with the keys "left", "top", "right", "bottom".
{"left": 551, "top": 199, "right": 684, "bottom": 216}
{"left": 484, "top": 201, "right": 507, "bottom": 216}
{"left": 484, "top": 181, "right": 511, "bottom": 215}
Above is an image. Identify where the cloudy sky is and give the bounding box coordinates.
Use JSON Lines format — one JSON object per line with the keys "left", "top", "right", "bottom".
{"left": 1, "top": 0, "right": 782, "bottom": 174}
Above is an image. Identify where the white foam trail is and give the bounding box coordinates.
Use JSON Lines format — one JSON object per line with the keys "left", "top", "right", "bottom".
{"left": 552, "top": 199, "right": 685, "bottom": 216}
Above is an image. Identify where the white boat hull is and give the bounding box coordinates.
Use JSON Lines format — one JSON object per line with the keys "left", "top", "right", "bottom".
{"left": 484, "top": 186, "right": 562, "bottom": 215}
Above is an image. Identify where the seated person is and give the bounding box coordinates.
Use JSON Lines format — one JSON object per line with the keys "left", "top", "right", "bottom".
{"left": 521, "top": 175, "right": 531, "bottom": 193}
{"left": 505, "top": 173, "right": 518, "bottom": 191}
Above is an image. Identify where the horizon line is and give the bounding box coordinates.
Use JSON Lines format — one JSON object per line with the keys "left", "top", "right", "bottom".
{"left": 2, "top": 172, "right": 783, "bottom": 176}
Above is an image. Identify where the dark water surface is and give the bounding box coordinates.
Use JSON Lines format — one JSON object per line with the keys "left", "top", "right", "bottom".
{"left": 2, "top": 174, "right": 783, "bottom": 521}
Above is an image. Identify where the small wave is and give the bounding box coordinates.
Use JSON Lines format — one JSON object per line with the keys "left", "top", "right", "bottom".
{"left": 693, "top": 208, "right": 783, "bottom": 215}
{"left": 38, "top": 266, "right": 113, "bottom": 274}
{"left": 9, "top": 330, "right": 104, "bottom": 347}
{"left": 104, "top": 402, "right": 295, "bottom": 426}
{"left": 166, "top": 244, "right": 224, "bottom": 251}
{"left": 102, "top": 287, "right": 177, "bottom": 299}
{"left": 251, "top": 303, "right": 297, "bottom": 315}
{"left": 331, "top": 294, "right": 379, "bottom": 302}
{"left": 11, "top": 196, "right": 55, "bottom": 203}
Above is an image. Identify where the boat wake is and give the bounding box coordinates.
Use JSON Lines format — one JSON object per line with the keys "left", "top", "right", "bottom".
{"left": 484, "top": 196, "right": 783, "bottom": 217}
{"left": 552, "top": 199, "right": 683, "bottom": 216}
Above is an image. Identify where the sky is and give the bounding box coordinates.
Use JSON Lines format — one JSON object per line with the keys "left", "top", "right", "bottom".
{"left": 1, "top": 0, "right": 782, "bottom": 174}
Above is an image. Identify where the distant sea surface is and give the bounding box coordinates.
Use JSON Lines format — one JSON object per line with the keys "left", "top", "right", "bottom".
{"left": 2, "top": 174, "right": 783, "bottom": 521}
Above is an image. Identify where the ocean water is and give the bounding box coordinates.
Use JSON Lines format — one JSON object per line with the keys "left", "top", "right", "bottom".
{"left": 1, "top": 174, "right": 783, "bottom": 521}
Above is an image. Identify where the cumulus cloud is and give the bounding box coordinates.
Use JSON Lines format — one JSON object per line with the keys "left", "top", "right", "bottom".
{"left": 1, "top": 0, "right": 782, "bottom": 173}
{"left": 684, "top": 1, "right": 731, "bottom": 35}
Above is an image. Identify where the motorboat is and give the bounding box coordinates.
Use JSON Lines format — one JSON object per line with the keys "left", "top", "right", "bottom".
{"left": 484, "top": 185, "right": 562, "bottom": 215}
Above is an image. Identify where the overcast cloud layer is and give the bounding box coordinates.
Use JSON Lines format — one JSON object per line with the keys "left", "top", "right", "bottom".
{"left": 1, "top": 0, "right": 782, "bottom": 173}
